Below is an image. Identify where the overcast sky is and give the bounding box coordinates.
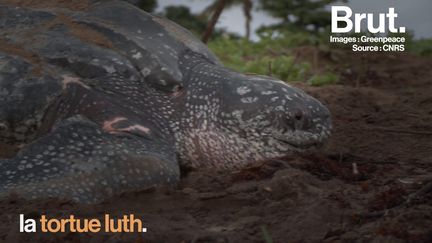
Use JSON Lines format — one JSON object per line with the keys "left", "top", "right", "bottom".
{"left": 157, "top": 0, "right": 432, "bottom": 40}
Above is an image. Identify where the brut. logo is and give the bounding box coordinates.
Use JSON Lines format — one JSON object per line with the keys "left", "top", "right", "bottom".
{"left": 331, "top": 6, "right": 406, "bottom": 34}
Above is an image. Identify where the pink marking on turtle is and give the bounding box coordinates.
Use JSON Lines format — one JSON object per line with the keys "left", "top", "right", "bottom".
{"left": 117, "top": 124, "right": 150, "bottom": 134}
{"left": 103, "top": 117, "right": 127, "bottom": 133}
{"left": 102, "top": 117, "right": 150, "bottom": 134}
{"left": 61, "top": 75, "right": 91, "bottom": 90}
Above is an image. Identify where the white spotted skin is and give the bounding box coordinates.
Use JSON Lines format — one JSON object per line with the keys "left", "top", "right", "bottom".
{"left": 240, "top": 97, "right": 259, "bottom": 103}
{"left": 175, "top": 128, "right": 265, "bottom": 169}
{"left": 170, "top": 52, "right": 332, "bottom": 170}
{"left": 236, "top": 86, "right": 252, "bottom": 95}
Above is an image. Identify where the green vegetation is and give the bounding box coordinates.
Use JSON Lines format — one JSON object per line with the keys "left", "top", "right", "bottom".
{"left": 208, "top": 31, "right": 338, "bottom": 85}
{"left": 400, "top": 32, "right": 432, "bottom": 56}
{"left": 209, "top": 37, "right": 310, "bottom": 82}
{"left": 208, "top": 29, "right": 431, "bottom": 86}
{"left": 409, "top": 38, "right": 432, "bottom": 56}
{"left": 308, "top": 72, "right": 339, "bottom": 86}
{"left": 209, "top": 36, "right": 310, "bottom": 82}
{"left": 260, "top": 225, "right": 274, "bottom": 243}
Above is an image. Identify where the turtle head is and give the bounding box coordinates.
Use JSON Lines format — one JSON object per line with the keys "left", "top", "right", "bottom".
{"left": 174, "top": 53, "right": 332, "bottom": 169}
{"left": 220, "top": 74, "right": 332, "bottom": 153}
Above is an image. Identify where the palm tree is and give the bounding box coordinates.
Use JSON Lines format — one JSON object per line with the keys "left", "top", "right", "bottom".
{"left": 242, "top": 0, "right": 252, "bottom": 40}
{"left": 201, "top": 0, "right": 253, "bottom": 43}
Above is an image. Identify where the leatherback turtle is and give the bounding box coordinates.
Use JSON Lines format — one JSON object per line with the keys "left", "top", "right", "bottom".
{"left": 0, "top": 0, "right": 331, "bottom": 203}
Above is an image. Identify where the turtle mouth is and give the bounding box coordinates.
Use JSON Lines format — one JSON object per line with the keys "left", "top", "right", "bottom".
{"left": 273, "top": 130, "right": 329, "bottom": 150}
{"left": 274, "top": 137, "right": 320, "bottom": 150}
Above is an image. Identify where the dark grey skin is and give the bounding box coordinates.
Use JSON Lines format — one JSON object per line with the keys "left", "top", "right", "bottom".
{"left": 0, "top": 1, "right": 331, "bottom": 203}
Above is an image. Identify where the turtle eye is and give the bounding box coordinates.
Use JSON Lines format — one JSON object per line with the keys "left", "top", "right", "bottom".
{"left": 170, "top": 84, "right": 184, "bottom": 98}
{"left": 172, "top": 84, "right": 183, "bottom": 93}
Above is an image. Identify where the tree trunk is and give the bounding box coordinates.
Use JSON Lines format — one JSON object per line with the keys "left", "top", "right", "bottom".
{"left": 243, "top": 0, "right": 252, "bottom": 41}
{"left": 201, "top": 0, "right": 226, "bottom": 44}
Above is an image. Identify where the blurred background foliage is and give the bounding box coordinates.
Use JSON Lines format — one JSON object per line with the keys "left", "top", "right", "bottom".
{"left": 129, "top": 0, "right": 431, "bottom": 86}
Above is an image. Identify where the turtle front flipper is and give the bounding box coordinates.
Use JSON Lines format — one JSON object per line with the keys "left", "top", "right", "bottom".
{"left": 0, "top": 115, "right": 179, "bottom": 203}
